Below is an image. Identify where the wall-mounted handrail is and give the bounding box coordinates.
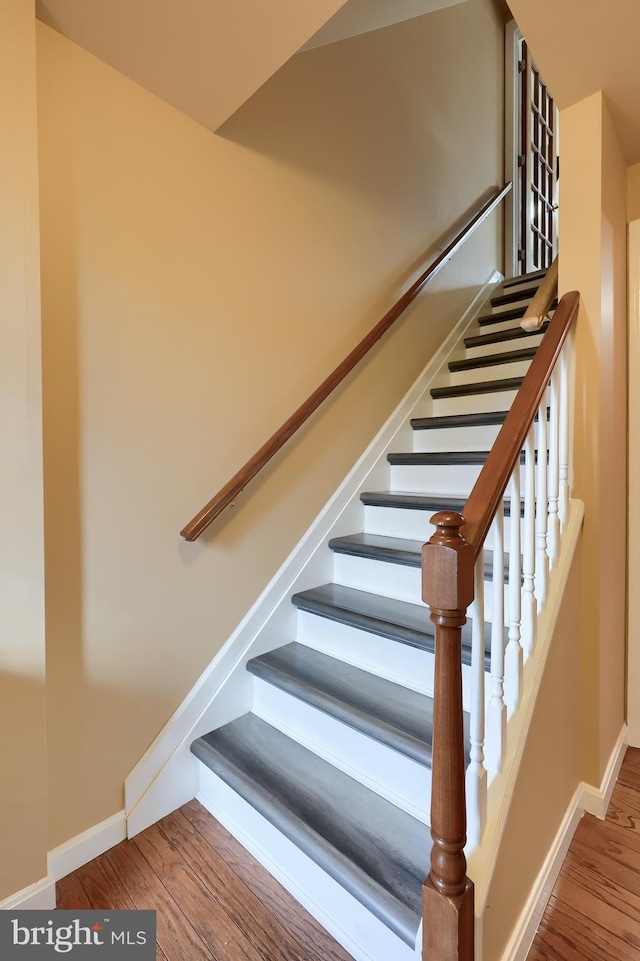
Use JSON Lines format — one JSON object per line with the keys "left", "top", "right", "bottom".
{"left": 422, "top": 270, "right": 579, "bottom": 961}
{"left": 520, "top": 255, "right": 558, "bottom": 332}
{"left": 180, "top": 183, "right": 512, "bottom": 541}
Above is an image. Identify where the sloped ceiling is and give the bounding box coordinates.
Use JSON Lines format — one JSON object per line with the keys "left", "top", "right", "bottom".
{"left": 35, "top": 0, "right": 350, "bottom": 132}
{"left": 35, "top": 0, "right": 470, "bottom": 134}
{"left": 506, "top": 0, "right": 640, "bottom": 164}
{"left": 302, "top": 0, "right": 468, "bottom": 51}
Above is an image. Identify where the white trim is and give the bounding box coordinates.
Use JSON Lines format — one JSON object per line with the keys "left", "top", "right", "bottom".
{"left": 627, "top": 220, "right": 640, "bottom": 746}
{"left": 504, "top": 20, "right": 521, "bottom": 278}
{"left": 48, "top": 810, "right": 126, "bottom": 882}
{"left": 471, "top": 500, "right": 585, "bottom": 912}
{"left": 495, "top": 722, "right": 629, "bottom": 961}
{"left": 581, "top": 724, "right": 628, "bottom": 819}
{"left": 125, "top": 271, "right": 502, "bottom": 837}
{"left": 0, "top": 877, "right": 56, "bottom": 911}
{"left": 497, "top": 786, "right": 583, "bottom": 961}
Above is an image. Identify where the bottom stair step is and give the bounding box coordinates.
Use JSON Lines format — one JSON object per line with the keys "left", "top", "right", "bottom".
{"left": 191, "top": 714, "right": 430, "bottom": 948}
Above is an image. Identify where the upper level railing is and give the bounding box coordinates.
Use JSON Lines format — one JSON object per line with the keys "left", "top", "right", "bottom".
{"left": 421, "top": 261, "right": 578, "bottom": 961}
{"left": 180, "top": 184, "right": 512, "bottom": 541}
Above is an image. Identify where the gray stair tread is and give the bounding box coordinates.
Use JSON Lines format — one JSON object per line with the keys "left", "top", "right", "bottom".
{"left": 247, "top": 642, "right": 438, "bottom": 766}
{"left": 491, "top": 285, "right": 539, "bottom": 307}
{"left": 431, "top": 376, "right": 523, "bottom": 400}
{"left": 411, "top": 410, "right": 509, "bottom": 431}
{"left": 501, "top": 268, "right": 547, "bottom": 288}
{"left": 191, "top": 714, "right": 429, "bottom": 945}
{"left": 328, "top": 532, "right": 510, "bottom": 582}
{"left": 361, "top": 490, "right": 469, "bottom": 511}
{"left": 449, "top": 346, "right": 537, "bottom": 372}
{"left": 387, "top": 449, "right": 526, "bottom": 466}
{"left": 291, "top": 583, "right": 491, "bottom": 662}
{"left": 464, "top": 321, "right": 549, "bottom": 350}
{"left": 360, "top": 490, "right": 523, "bottom": 517}
{"left": 389, "top": 450, "right": 492, "bottom": 466}
{"left": 329, "top": 531, "right": 425, "bottom": 567}
{"left": 478, "top": 304, "right": 528, "bottom": 325}
{"left": 292, "top": 583, "right": 436, "bottom": 650}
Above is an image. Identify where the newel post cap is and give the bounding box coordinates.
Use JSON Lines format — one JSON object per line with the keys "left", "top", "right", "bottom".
{"left": 422, "top": 511, "right": 474, "bottom": 612}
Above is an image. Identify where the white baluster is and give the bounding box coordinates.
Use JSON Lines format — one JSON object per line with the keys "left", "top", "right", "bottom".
{"left": 521, "top": 424, "right": 537, "bottom": 657}
{"left": 535, "top": 394, "right": 549, "bottom": 609}
{"left": 547, "top": 367, "right": 560, "bottom": 568}
{"left": 558, "top": 345, "right": 570, "bottom": 529}
{"left": 485, "top": 508, "right": 506, "bottom": 773}
{"left": 466, "top": 556, "right": 487, "bottom": 847}
{"left": 505, "top": 467, "right": 523, "bottom": 712}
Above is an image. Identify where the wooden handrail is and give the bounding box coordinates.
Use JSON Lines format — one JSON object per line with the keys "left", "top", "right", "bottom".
{"left": 520, "top": 255, "right": 558, "bottom": 332}
{"left": 462, "top": 288, "right": 577, "bottom": 557}
{"left": 180, "top": 183, "right": 512, "bottom": 540}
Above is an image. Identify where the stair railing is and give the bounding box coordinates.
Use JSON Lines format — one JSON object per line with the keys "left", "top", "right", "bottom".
{"left": 422, "top": 263, "right": 577, "bottom": 961}
{"left": 180, "top": 184, "right": 512, "bottom": 541}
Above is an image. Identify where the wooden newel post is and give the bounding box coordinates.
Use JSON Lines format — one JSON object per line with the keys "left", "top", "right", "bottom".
{"left": 421, "top": 510, "right": 475, "bottom": 961}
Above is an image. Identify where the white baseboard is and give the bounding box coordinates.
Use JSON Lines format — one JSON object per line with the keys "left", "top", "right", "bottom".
{"left": 48, "top": 810, "right": 126, "bottom": 883}
{"left": 1, "top": 810, "right": 126, "bottom": 909}
{"left": 498, "top": 786, "right": 583, "bottom": 961}
{"left": 0, "top": 876, "right": 56, "bottom": 910}
{"left": 581, "top": 723, "right": 628, "bottom": 819}
{"left": 497, "top": 723, "right": 629, "bottom": 961}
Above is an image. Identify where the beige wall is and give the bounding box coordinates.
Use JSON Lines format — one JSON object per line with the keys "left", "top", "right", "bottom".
{"left": 36, "top": 0, "right": 506, "bottom": 847}
{"left": 35, "top": 0, "right": 351, "bottom": 133}
{"left": 482, "top": 545, "right": 583, "bottom": 961}
{"left": 628, "top": 162, "right": 640, "bottom": 221}
{"left": 0, "top": 0, "right": 48, "bottom": 899}
{"left": 559, "top": 92, "right": 627, "bottom": 786}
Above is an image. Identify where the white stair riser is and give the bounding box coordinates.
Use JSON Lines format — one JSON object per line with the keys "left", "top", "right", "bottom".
{"left": 431, "top": 389, "right": 519, "bottom": 416}
{"left": 362, "top": 505, "right": 435, "bottom": 540}
{"left": 412, "top": 423, "right": 503, "bottom": 453}
{"left": 363, "top": 503, "right": 520, "bottom": 542}
{"left": 252, "top": 679, "right": 431, "bottom": 824}
{"left": 485, "top": 296, "right": 533, "bottom": 316}
{"left": 295, "top": 610, "right": 436, "bottom": 695}
{"left": 332, "top": 552, "right": 508, "bottom": 619}
{"left": 464, "top": 331, "right": 544, "bottom": 360}
{"left": 389, "top": 462, "right": 526, "bottom": 495}
{"left": 332, "top": 552, "right": 421, "bottom": 603}
{"left": 196, "top": 765, "right": 419, "bottom": 961}
{"left": 475, "top": 317, "right": 525, "bottom": 336}
{"left": 294, "top": 613, "right": 488, "bottom": 712}
{"left": 497, "top": 276, "right": 544, "bottom": 294}
{"left": 442, "top": 359, "right": 532, "bottom": 388}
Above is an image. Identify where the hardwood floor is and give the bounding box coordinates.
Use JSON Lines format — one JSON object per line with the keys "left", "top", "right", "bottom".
{"left": 56, "top": 800, "right": 354, "bottom": 961}
{"left": 527, "top": 747, "right": 640, "bottom": 961}
{"left": 58, "top": 749, "right": 640, "bottom": 960}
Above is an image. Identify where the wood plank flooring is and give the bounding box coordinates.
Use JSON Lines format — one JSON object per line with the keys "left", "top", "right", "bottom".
{"left": 527, "top": 747, "right": 640, "bottom": 961}
{"left": 57, "top": 749, "right": 640, "bottom": 960}
{"left": 56, "top": 801, "right": 354, "bottom": 961}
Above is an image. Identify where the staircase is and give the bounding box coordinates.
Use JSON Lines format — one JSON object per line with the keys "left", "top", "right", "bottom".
{"left": 190, "top": 270, "right": 551, "bottom": 961}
